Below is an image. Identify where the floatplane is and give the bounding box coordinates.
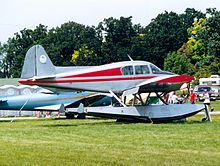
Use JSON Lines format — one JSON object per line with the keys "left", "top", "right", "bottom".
{"left": 18, "top": 45, "right": 207, "bottom": 122}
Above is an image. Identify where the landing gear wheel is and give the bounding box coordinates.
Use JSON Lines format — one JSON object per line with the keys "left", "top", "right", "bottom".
{"left": 65, "top": 113, "right": 75, "bottom": 119}
{"left": 202, "top": 117, "right": 208, "bottom": 122}
{"left": 77, "top": 113, "right": 86, "bottom": 119}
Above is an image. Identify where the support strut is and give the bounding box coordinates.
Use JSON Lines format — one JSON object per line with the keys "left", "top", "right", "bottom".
{"left": 155, "top": 92, "right": 168, "bottom": 105}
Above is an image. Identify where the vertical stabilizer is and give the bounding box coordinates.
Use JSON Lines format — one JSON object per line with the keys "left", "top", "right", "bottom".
{"left": 20, "top": 45, "right": 55, "bottom": 79}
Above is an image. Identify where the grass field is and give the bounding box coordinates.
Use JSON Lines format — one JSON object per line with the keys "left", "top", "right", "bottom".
{"left": 0, "top": 78, "right": 19, "bottom": 86}
{"left": 0, "top": 115, "right": 220, "bottom": 166}
{"left": 210, "top": 100, "right": 220, "bottom": 111}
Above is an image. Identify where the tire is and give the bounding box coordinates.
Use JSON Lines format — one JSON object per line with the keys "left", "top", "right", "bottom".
{"left": 77, "top": 113, "right": 86, "bottom": 119}
{"left": 65, "top": 113, "right": 75, "bottom": 119}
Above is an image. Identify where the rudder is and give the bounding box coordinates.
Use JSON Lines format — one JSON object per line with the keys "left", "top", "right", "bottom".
{"left": 20, "top": 45, "right": 55, "bottom": 79}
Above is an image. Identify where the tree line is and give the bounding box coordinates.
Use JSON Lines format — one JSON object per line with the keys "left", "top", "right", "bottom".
{"left": 0, "top": 8, "right": 220, "bottom": 82}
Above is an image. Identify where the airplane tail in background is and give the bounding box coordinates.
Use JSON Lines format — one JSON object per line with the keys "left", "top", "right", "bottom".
{"left": 20, "top": 45, "right": 56, "bottom": 79}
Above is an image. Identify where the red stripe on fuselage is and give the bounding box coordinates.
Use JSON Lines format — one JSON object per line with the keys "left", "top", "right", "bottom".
{"left": 19, "top": 76, "right": 155, "bottom": 85}
{"left": 63, "top": 67, "right": 122, "bottom": 78}
{"left": 18, "top": 75, "right": 194, "bottom": 85}
{"left": 157, "top": 75, "right": 194, "bottom": 83}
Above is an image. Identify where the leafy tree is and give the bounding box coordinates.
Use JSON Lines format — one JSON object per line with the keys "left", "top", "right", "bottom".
{"left": 205, "top": 9, "right": 220, "bottom": 59}
{"left": 128, "top": 24, "right": 147, "bottom": 60}
{"left": 164, "top": 52, "right": 194, "bottom": 75}
{"left": 178, "top": 9, "right": 220, "bottom": 77}
{"left": 3, "top": 24, "right": 48, "bottom": 78}
{"left": 193, "top": 67, "right": 212, "bottom": 85}
{"left": 0, "top": 42, "right": 4, "bottom": 77}
{"left": 43, "top": 21, "right": 102, "bottom": 66}
{"left": 1, "top": 8, "right": 220, "bottom": 79}
{"left": 143, "top": 9, "right": 205, "bottom": 68}
{"left": 208, "top": 61, "right": 220, "bottom": 75}
{"left": 97, "top": 16, "right": 138, "bottom": 63}
{"left": 1, "top": 22, "right": 102, "bottom": 77}
{"left": 71, "top": 44, "right": 98, "bottom": 66}
{"left": 0, "top": 43, "right": 10, "bottom": 78}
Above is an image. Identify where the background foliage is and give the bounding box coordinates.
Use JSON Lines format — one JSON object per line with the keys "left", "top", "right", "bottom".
{"left": 0, "top": 8, "right": 219, "bottom": 80}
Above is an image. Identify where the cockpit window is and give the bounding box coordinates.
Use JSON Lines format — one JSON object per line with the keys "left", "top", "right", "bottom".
{"left": 121, "top": 66, "right": 133, "bottom": 75}
{"left": 135, "top": 65, "right": 150, "bottom": 75}
{"left": 150, "top": 64, "right": 161, "bottom": 74}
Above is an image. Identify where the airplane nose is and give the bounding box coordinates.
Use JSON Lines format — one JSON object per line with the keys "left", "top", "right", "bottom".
{"left": 171, "top": 75, "right": 195, "bottom": 83}
{"left": 182, "top": 75, "right": 195, "bottom": 82}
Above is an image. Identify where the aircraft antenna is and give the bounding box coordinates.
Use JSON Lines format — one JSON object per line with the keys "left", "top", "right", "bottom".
{"left": 127, "top": 55, "right": 133, "bottom": 61}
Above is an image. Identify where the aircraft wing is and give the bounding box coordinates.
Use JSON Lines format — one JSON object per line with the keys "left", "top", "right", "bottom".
{"left": 123, "top": 75, "right": 194, "bottom": 96}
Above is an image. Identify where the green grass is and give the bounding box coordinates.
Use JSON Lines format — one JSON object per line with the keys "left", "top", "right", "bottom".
{"left": 211, "top": 100, "right": 220, "bottom": 111}
{"left": 0, "top": 116, "right": 220, "bottom": 166}
{"left": 197, "top": 100, "right": 220, "bottom": 112}
{"left": 0, "top": 78, "right": 19, "bottom": 86}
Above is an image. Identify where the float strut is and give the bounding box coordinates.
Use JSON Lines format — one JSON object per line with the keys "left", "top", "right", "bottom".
{"left": 203, "top": 104, "right": 212, "bottom": 122}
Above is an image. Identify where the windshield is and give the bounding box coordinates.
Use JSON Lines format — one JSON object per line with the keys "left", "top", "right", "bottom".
{"left": 150, "top": 64, "right": 162, "bottom": 74}
{"left": 198, "top": 87, "right": 212, "bottom": 92}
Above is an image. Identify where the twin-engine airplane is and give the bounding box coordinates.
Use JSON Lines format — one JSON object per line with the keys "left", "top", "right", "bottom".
{"left": 19, "top": 45, "right": 193, "bottom": 95}
{"left": 18, "top": 45, "right": 206, "bottom": 122}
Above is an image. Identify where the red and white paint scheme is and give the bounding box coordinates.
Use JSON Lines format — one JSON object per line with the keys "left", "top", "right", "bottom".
{"left": 19, "top": 45, "right": 208, "bottom": 122}
{"left": 19, "top": 45, "right": 193, "bottom": 94}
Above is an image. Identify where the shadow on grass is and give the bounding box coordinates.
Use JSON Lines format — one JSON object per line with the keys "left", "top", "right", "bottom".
{"left": 40, "top": 116, "right": 207, "bottom": 127}
{"left": 40, "top": 119, "right": 119, "bottom": 127}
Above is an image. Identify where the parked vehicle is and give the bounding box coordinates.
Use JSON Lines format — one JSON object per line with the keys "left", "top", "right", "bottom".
{"left": 194, "top": 85, "right": 219, "bottom": 101}
{"left": 199, "top": 75, "right": 220, "bottom": 98}
{"left": 199, "top": 75, "right": 220, "bottom": 86}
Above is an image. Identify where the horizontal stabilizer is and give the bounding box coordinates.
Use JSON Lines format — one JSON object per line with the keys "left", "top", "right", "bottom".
{"left": 31, "top": 75, "right": 56, "bottom": 80}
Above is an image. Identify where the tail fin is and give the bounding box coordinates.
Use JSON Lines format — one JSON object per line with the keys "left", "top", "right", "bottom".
{"left": 20, "top": 45, "right": 56, "bottom": 79}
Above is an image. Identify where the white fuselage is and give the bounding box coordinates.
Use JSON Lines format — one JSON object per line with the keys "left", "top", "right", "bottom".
{"left": 19, "top": 61, "right": 191, "bottom": 93}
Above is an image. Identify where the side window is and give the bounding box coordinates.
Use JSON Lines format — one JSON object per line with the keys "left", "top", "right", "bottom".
{"left": 142, "top": 65, "right": 150, "bottom": 74}
{"left": 121, "top": 66, "right": 133, "bottom": 75}
{"left": 135, "top": 65, "right": 150, "bottom": 75}
{"left": 150, "top": 64, "right": 161, "bottom": 74}
{"left": 135, "top": 66, "right": 142, "bottom": 75}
